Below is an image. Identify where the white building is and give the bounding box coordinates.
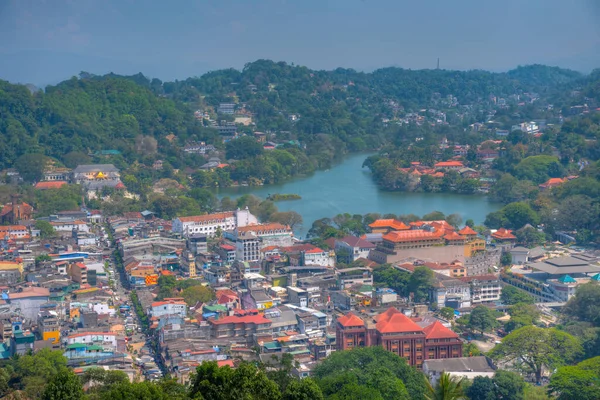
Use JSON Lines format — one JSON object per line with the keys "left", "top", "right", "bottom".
{"left": 460, "top": 275, "right": 502, "bottom": 304}
{"left": 302, "top": 247, "right": 333, "bottom": 266}
{"left": 236, "top": 223, "right": 293, "bottom": 248}
{"left": 50, "top": 220, "right": 90, "bottom": 233}
{"left": 172, "top": 209, "right": 257, "bottom": 238}
{"left": 0, "top": 225, "right": 29, "bottom": 238}
{"left": 335, "top": 236, "right": 376, "bottom": 262}
{"left": 150, "top": 300, "right": 187, "bottom": 318}
{"left": 511, "top": 122, "right": 539, "bottom": 134}
{"left": 67, "top": 332, "right": 117, "bottom": 348}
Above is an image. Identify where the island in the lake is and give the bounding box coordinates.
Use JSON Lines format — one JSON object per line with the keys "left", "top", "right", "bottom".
{"left": 267, "top": 193, "right": 302, "bottom": 201}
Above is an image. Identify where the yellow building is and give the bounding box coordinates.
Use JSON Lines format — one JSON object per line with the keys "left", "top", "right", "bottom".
{"left": 38, "top": 310, "right": 60, "bottom": 344}
{"left": 0, "top": 261, "right": 24, "bottom": 284}
{"left": 465, "top": 239, "right": 486, "bottom": 257}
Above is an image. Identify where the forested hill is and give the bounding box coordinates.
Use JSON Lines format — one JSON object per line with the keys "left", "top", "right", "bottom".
{"left": 0, "top": 60, "right": 596, "bottom": 171}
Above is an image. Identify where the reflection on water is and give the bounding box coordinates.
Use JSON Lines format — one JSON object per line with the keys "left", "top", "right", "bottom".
{"left": 214, "top": 153, "right": 501, "bottom": 238}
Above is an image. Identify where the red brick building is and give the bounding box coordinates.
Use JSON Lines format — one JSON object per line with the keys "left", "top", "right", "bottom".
{"left": 336, "top": 307, "right": 462, "bottom": 368}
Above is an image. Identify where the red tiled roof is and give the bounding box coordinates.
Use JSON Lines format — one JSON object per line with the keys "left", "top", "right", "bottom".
{"left": 209, "top": 315, "right": 271, "bottom": 325}
{"left": 34, "top": 181, "right": 68, "bottom": 190}
{"left": 458, "top": 226, "right": 478, "bottom": 236}
{"left": 339, "top": 236, "right": 376, "bottom": 248}
{"left": 0, "top": 202, "right": 33, "bottom": 217}
{"left": 305, "top": 247, "right": 325, "bottom": 254}
{"left": 8, "top": 287, "right": 49, "bottom": 299}
{"left": 492, "top": 228, "right": 516, "bottom": 240}
{"left": 423, "top": 321, "right": 459, "bottom": 339}
{"left": 323, "top": 238, "right": 336, "bottom": 249}
{"left": 218, "top": 294, "right": 237, "bottom": 304}
{"left": 369, "top": 219, "right": 410, "bottom": 230}
{"left": 217, "top": 360, "right": 235, "bottom": 367}
{"left": 216, "top": 289, "right": 238, "bottom": 297}
{"left": 238, "top": 223, "right": 291, "bottom": 234}
{"left": 280, "top": 244, "right": 317, "bottom": 253}
{"left": 375, "top": 307, "right": 423, "bottom": 333}
{"left": 383, "top": 229, "right": 444, "bottom": 243}
{"left": 177, "top": 212, "right": 234, "bottom": 223}
{"left": 337, "top": 312, "right": 365, "bottom": 327}
{"left": 261, "top": 245, "right": 279, "bottom": 252}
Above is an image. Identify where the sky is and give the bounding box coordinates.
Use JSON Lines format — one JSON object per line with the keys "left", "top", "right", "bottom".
{"left": 1, "top": 0, "right": 599, "bottom": 86}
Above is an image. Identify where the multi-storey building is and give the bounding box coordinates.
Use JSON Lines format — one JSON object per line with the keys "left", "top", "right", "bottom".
{"left": 235, "top": 232, "right": 261, "bottom": 262}
{"left": 336, "top": 307, "right": 462, "bottom": 368}
{"left": 237, "top": 223, "right": 294, "bottom": 248}
{"left": 172, "top": 209, "right": 257, "bottom": 238}
{"left": 68, "top": 262, "right": 88, "bottom": 285}
{"left": 460, "top": 275, "right": 502, "bottom": 304}
{"left": 0, "top": 261, "right": 23, "bottom": 284}
{"left": 369, "top": 220, "right": 486, "bottom": 264}
{"left": 208, "top": 314, "right": 272, "bottom": 339}
{"left": 151, "top": 299, "right": 188, "bottom": 318}
{"left": 37, "top": 310, "right": 60, "bottom": 343}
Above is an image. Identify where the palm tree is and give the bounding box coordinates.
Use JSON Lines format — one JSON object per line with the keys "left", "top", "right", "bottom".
{"left": 425, "top": 372, "right": 466, "bottom": 400}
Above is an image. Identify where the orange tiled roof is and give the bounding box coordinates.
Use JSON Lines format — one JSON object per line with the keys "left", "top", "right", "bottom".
{"left": 539, "top": 177, "right": 567, "bottom": 188}
{"left": 34, "top": 181, "right": 68, "bottom": 189}
{"left": 369, "top": 219, "right": 410, "bottom": 230}
{"left": 492, "top": 228, "right": 516, "bottom": 240}
{"left": 337, "top": 312, "right": 365, "bottom": 327}
{"left": 375, "top": 307, "right": 423, "bottom": 333}
{"left": 444, "top": 232, "right": 466, "bottom": 241}
{"left": 458, "top": 226, "right": 478, "bottom": 236}
{"left": 304, "top": 247, "right": 325, "bottom": 254}
{"left": 383, "top": 229, "right": 444, "bottom": 243}
{"left": 434, "top": 161, "right": 464, "bottom": 168}
{"left": 0, "top": 225, "right": 27, "bottom": 231}
{"left": 177, "top": 212, "right": 234, "bottom": 223}
{"left": 152, "top": 300, "right": 187, "bottom": 307}
{"left": 423, "top": 321, "right": 459, "bottom": 339}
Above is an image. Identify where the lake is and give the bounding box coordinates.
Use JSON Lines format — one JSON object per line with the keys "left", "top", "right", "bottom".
{"left": 214, "top": 153, "right": 501, "bottom": 238}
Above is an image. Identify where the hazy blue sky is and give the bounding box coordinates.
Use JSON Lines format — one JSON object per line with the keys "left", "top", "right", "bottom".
{"left": 1, "top": 0, "right": 599, "bottom": 85}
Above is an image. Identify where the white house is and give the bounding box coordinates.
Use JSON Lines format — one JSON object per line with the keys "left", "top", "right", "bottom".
{"left": 150, "top": 300, "right": 187, "bottom": 318}
{"left": 302, "top": 247, "right": 333, "bottom": 266}
{"left": 335, "top": 236, "right": 376, "bottom": 262}
{"left": 172, "top": 208, "right": 257, "bottom": 238}
{"left": 50, "top": 220, "right": 90, "bottom": 233}
{"left": 0, "top": 225, "right": 29, "bottom": 238}
{"left": 510, "top": 246, "right": 529, "bottom": 265}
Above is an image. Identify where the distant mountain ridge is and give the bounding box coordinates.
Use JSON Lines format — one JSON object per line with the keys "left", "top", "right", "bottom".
{"left": 0, "top": 60, "right": 597, "bottom": 171}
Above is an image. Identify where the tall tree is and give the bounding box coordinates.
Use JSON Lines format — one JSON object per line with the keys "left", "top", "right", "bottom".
{"left": 501, "top": 286, "right": 534, "bottom": 305}
{"left": 548, "top": 366, "right": 600, "bottom": 400}
{"left": 468, "top": 306, "right": 498, "bottom": 335}
{"left": 408, "top": 267, "right": 435, "bottom": 303}
{"left": 425, "top": 372, "right": 465, "bottom": 400}
{"left": 489, "top": 326, "right": 582, "bottom": 384}
{"left": 41, "top": 370, "right": 84, "bottom": 400}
